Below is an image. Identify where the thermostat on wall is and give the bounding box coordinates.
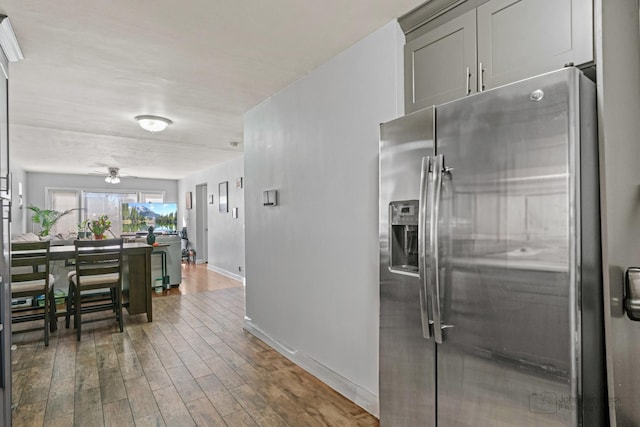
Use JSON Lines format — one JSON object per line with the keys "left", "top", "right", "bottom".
{"left": 263, "top": 190, "right": 277, "bottom": 206}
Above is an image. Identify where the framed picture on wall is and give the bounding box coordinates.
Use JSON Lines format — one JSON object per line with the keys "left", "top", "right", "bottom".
{"left": 219, "top": 181, "right": 228, "bottom": 213}
{"left": 186, "top": 191, "right": 192, "bottom": 210}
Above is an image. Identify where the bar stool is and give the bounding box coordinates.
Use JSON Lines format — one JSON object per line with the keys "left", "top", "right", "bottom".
{"left": 66, "top": 238, "right": 123, "bottom": 341}
{"left": 11, "top": 241, "right": 56, "bottom": 346}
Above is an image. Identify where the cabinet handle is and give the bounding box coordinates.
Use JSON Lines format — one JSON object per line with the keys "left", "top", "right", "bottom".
{"left": 465, "top": 67, "right": 471, "bottom": 95}
{"left": 478, "top": 62, "right": 485, "bottom": 92}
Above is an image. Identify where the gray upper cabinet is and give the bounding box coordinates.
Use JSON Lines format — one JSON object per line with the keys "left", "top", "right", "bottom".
{"left": 405, "top": 10, "right": 477, "bottom": 112}
{"left": 404, "top": 0, "right": 593, "bottom": 113}
{"left": 477, "top": 0, "right": 593, "bottom": 90}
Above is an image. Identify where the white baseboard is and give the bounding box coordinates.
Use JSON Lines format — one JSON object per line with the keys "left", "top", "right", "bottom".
{"left": 243, "top": 318, "right": 379, "bottom": 417}
{"left": 207, "top": 265, "right": 244, "bottom": 282}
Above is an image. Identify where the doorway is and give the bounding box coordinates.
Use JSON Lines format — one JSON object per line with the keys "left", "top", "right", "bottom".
{"left": 195, "top": 183, "right": 208, "bottom": 263}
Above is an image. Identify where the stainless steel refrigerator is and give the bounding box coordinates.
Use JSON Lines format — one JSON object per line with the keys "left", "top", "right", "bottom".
{"left": 379, "top": 68, "right": 606, "bottom": 426}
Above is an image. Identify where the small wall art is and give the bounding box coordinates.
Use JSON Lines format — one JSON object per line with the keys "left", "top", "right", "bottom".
{"left": 186, "top": 191, "right": 192, "bottom": 210}
{"left": 219, "top": 181, "right": 228, "bottom": 213}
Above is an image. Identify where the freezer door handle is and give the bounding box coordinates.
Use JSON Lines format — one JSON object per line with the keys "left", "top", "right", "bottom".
{"left": 430, "top": 154, "right": 444, "bottom": 343}
{"left": 418, "top": 156, "right": 433, "bottom": 339}
{"left": 430, "top": 154, "right": 455, "bottom": 344}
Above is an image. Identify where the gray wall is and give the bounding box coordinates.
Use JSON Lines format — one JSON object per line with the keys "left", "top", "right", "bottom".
{"left": 596, "top": 0, "right": 640, "bottom": 425}
{"left": 178, "top": 156, "right": 245, "bottom": 279}
{"left": 243, "top": 21, "right": 404, "bottom": 415}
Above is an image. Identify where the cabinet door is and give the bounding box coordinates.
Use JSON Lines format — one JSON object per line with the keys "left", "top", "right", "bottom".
{"left": 477, "top": 0, "right": 593, "bottom": 91}
{"left": 405, "top": 10, "right": 477, "bottom": 113}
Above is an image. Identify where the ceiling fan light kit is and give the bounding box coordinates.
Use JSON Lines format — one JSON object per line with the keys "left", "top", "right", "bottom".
{"left": 104, "top": 167, "right": 121, "bottom": 184}
{"left": 135, "top": 115, "right": 172, "bottom": 132}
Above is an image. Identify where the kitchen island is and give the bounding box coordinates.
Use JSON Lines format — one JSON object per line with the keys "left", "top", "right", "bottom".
{"left": 49, "top": 242, "right": 154, "bottom": 322}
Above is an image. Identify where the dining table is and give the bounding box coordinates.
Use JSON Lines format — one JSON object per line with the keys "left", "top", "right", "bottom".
{"left": 49, "top": 242, "right": 154, "bottom": 322}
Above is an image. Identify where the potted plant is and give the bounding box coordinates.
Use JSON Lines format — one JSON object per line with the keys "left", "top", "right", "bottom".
{"left": 27, "top": 206, "right": 79, "bottom": 237}
{"left": 77, "top": 219, "right": 90, "bottom": 239}
{"left": 88, "top": 215, "right": 111, "bottom": 239}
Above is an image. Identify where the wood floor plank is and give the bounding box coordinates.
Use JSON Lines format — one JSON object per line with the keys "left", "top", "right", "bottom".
{"left": 75, "top": 357, "right": 99, "bottom": 392}
{"left": 20, "top": 366, "right": 53, "bottom": 404}
{"left": 185, "top": 397, "right": 227, "bottom": 427}
{"left": 177, "top": 348, "right": 212, "bottom": 379}
{"left": 204, "top": 356, "right": 245, "bottom": 389}
{"left": 95, "top": 341, "right": 119, "bottom": 371}
{"left": 44, "top": 414, "right": 74, "bottom": 427}
{"left": 185, "top": 335, "right": 218, "bottom": 361}
{"left": 230, "top": 383, "right": 289, "bottom": 427}
{"left": 166, "top": 365, "right": 205, "bottom": 403}
{"left": 124, "top": 376, "right": 160, "bottom": 419}
{"left": 137, "top": 349, "right": 166, "bottom": 372}
{"left": 12, "top": 400, "right": 46, "bottom": 427}
{"left": 133, "top": 412, "right": 166, "bottom": 427}
{"left": 52, "top": 352, "right": 76, "bottom": 381}
{"left": 153, "top": 385, "right": 196, "bottom": 426}
{"left": 11, "top": 368, "right": 29, "bottom": 407}
{"left": 223, "top": 409, "right": 259, "bottom": 427}
{"left": 103, "top": 399, "right": 135, "bottom": 427}
{"left": 48, "top": 376, "right": 75, "bottom": 400}
{"left": 144, "top": 367, "right": 174, "bottom": 391}
{"left": 117, "top": 352, "right": 145, "bottom": 380}
{"left": 98, "top": 367, "right": 127, "bottom": 404}
{"left": 74, "top": 387, "right": 103, "bottom": 427}
{"left": 206, "top": 390, "right": 244, "bottom": 417}
{"left": 45, "top": 388, "right": 74, "bottom": 420}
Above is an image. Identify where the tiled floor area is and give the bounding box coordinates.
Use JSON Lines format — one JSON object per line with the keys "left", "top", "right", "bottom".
{"left": 11, "top": 264, "right": 378, "bottom": 426}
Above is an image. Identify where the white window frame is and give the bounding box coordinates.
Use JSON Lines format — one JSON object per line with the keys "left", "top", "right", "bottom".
{"left": 44, "top": 187, "right": 166, "bottom": 237}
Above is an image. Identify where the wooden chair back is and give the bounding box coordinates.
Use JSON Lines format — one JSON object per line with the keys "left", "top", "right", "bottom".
{"left": 74, "top": 238, "right": 123, "bottom": 290}
{"left": 11, "top": 240, "right": 51, "bottom": 295}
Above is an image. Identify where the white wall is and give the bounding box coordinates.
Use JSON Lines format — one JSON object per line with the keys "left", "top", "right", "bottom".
{"left": 596, "top": 1, "right": 640, "bottom": 425}
{"left": 178, "top": 157, "right": 245, "bottom": 280}
{"left": 243, "top": 21, "right": 404, "bottom": 415}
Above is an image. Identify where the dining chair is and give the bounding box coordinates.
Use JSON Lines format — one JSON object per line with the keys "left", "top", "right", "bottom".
{"left": 66, "top": 238, "right": 123, "bottom": 341}
{"left": 11, "top": 240, "right": 56, "bottom": 346}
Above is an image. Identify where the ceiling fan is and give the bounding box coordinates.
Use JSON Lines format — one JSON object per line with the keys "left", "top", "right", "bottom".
{"left": 90, "top": 167, "right": 129, "bottom": 184}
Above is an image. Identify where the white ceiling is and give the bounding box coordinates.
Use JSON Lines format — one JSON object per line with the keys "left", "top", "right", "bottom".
{"left": 0, "top": 0, "right": 424, "bottom": 180}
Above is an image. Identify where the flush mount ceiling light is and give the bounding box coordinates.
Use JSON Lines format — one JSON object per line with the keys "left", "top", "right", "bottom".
{"left": 104, "top": 167, "right": 121, "bottom": 184}
{"left": 135, "top": 115, "right": 172, "bottom": 133}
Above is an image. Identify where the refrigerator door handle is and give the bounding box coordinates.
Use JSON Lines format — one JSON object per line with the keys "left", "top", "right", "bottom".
{"left": 418, "top": 156, "right": 433, "bottom": 339}
{"left": 431, "top": 154, "right": 455, "bottom": 344}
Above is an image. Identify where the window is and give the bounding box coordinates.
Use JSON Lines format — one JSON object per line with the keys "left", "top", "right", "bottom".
{"left": 140, "top": 192, "right": 164, "bottom": 203}
{"left": 46, "top": 189, "right": 166, "bottom": 237}
{"left": 82, "top": 191, "right": 138, "bottom": 237}
{"left": 48, "top": 189, "right": 80, "bottom": 237}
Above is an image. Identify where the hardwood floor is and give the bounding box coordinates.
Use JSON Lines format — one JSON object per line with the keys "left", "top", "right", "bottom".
{"left": 11, "top": 263, "right": 379, "bottom": 426}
